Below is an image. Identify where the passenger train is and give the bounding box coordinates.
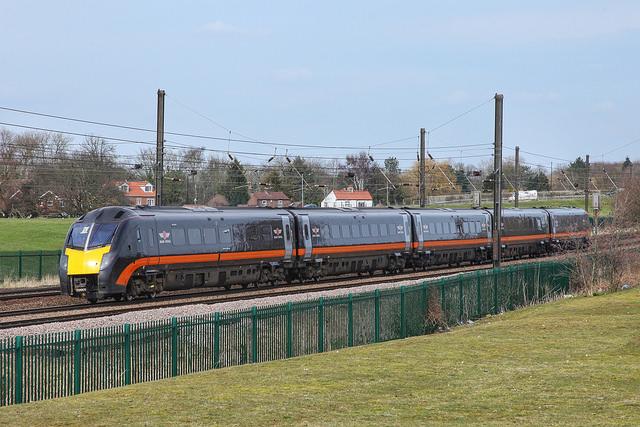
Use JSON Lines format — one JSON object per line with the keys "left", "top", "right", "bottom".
{"left": 59, "top": 206, "right": 590, "bottom": 302}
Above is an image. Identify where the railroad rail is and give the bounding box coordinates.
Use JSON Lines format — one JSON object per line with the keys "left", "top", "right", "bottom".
{"left": 0, "top": 285, "right": 60, "bottom": 301}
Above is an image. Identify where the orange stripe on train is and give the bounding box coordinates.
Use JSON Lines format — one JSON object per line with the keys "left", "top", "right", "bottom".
{"left": 115, "top": 249, "right": 285, "bottom": 286}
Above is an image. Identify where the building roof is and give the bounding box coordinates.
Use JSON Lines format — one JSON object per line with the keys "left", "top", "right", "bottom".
{"left": 332, "top": 189, "right": 372, "bottom": 200}
{"left": 117, "top": 181, "right": 156, "bottom": 198}
{"left": 250, "top": 191, "right": 290, "bottom": 200}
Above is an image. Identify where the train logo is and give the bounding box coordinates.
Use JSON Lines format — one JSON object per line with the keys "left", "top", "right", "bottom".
{"left": 158, "top": 230, "right": 171, "bottom": 244}
{"left": 311, "top": 226, "right": 320, "bottom": 237}
{"left": 273, "top": 227, "right": 283, "bottom": 239}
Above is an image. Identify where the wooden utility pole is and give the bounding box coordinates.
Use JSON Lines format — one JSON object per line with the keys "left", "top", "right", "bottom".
{"left": 155, "top": 89, "right": 166, "bottom": 206}
{"left": 493, "top": 93, "right": 504, "bottom": 268}
{"left": 584, "top": 154, "right": 590, "bottom": 212}
{"left": 419, "top": 128, "right": 426, "bottom": 207}
{"left": 514, "top": 145, "right": 520, "bottom": 207}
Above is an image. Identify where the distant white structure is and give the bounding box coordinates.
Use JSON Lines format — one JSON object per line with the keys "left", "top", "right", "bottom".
{"left": 321, "top": 187, "right": 373, "bottom": 208}
{"left": 508, "top": 190, "right": 538, "bottom": 202}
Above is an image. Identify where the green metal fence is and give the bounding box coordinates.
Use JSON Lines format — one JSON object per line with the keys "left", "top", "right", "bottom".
{"left": 0, "top": 250, "right": 62, "bottom": 283}
{"left": 0, "top": 261, "right": 572, "bottom": 406}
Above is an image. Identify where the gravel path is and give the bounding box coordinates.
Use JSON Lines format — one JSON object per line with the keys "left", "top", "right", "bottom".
{"left": 0, "top": 273, "right": 455, "bottom": 339}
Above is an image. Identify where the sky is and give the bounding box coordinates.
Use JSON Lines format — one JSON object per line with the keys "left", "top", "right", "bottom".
{"left": 1, "top": 1, "right": 639, "bottom": 171}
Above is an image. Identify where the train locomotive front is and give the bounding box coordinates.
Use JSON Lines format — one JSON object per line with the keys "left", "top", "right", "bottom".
{"left": 60, "top": 207, "right": 139, "bottom": 303}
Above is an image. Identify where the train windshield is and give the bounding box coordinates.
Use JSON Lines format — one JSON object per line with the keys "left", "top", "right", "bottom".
{"left": 67, "top": 223, "right": 92, "bottom": 249}
{"left": 66, "top": 223, "right": 118, "bottom": 250}
{"left": 87, "top": 223, "right": 118, "bottom": 249}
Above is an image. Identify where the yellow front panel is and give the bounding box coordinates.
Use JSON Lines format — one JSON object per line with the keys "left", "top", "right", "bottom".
{"left": 66, "top": 246, "right": 111, "bottom": 275}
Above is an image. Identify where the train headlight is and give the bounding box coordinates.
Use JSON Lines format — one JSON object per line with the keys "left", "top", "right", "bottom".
{"left": 60, "top": 252, "right": 68, "bottom": 270}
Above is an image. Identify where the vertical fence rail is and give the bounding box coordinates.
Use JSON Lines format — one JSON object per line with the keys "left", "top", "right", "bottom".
{"left": 0, "top": 261, "right": 572, "bottom": 407}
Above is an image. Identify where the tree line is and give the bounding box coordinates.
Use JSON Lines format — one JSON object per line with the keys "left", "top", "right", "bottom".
{"left": 0, "top": 127, "right": 631, "bottom": 216}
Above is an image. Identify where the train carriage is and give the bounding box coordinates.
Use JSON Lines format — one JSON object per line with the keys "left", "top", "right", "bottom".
{"left": 406, "top": 208, "right": 493, "bottom": 267}
{"left": 291, "top": 208, "right": 412, "bottom": 278}
{"left": 544, "top": 208, "right": 590, "bottom": 249}
{"left": 61, "top": 206, "right": 295, "bottom": 302}
{"left": 493, "top": 208, "right": 551, "bottom": 258}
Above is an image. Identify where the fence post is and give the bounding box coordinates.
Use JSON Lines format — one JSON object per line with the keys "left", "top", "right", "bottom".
{"left": 251, "top": 307, "right": 258, "bottom": 363}
{"left": 475, "top": 270, "right": 481, "bottom": 317}
{"left": 213, "top": 312, "right": 220, "bottom": 368}
{"left": 14, "top": 336, "right": 23, "bottom": 404}
{"left": 400, "top": 286, "right": 406, "bottom": 339}
{"left": 18, "top": 250, "right": 23, "bottom": 279}
{"left": 124, "top": 324, "right": 131, "bottom": 385}
{"left": 318, "top": 298, "right": 324, "bottom": 353}
{"left": 171, "top": 317, "right": 178, "bottom": 377}
{"left": 347, "top": 294, "right": 353, "bottom": 347}
{"left": 374, "top": 290, "right": 380, "bottom": 343}
{"left": 73, "top": 329, "right": 81, "bottom": 394}
{"left": 38, "top": 250, "right": 43, "bottom": 280}
{"left": 493, "top": 269, "right": 499, "bottom": 314}
{"left": 286, "top": 302, "right": 293, "bottom": 358}
{"left": 458, "top": 280, "right": 464, "bottom": 322}
{"left": 439, "top": 279, "right": 446, "bottom": 322}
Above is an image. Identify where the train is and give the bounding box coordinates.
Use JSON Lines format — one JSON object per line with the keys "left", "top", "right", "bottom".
{"left": 59, "top": 206, "right": 590, "bottom": 303}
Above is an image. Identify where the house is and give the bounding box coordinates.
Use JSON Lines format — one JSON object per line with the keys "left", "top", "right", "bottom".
{"left": 321, "top": 187, "right": 373, "bottom": 208}
{"left": 246, "top": 191, "right": 291, "bottom": 208}
{"left": 37, "top": 190, "right": 66, "bottom": 216}
{"left": 117, "top": 181, "right": 156, "bottom": 206}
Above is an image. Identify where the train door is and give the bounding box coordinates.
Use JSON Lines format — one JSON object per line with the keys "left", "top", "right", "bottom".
{"left": 414, "top": 213, "right": 424, "bottom": 251}
{"left": 299, "top": 215, "right": 313, "bottom": 260}
{"left": 139, "top": 219, "right": 159, "bottom": 266}
{"left": 280, "top": 215, "right": 293, "bottom": 261}
{"left": 401, "top": 213, "right": 411, "bottom": 251}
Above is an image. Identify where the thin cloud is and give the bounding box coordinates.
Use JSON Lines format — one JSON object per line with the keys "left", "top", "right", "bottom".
{"left": 414, "top": 5, "right": 640, "bottom": 44}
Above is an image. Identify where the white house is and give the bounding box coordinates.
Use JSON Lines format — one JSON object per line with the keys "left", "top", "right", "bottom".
{"left": 321, "top": 187, "right": 373, "bottom": 208}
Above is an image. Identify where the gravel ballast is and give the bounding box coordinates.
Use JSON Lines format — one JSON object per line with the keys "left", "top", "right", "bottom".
{"left": 0, "top": 272, "right": 463, "bottom": 339}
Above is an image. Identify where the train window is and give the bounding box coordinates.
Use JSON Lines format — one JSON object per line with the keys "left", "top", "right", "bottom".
{"left": 136, "top": 228, "right": 142, "bottom": 243}
{"left": 188, "top": 228, "right": 202, "bottom": 245}
{"left": 173, "top": 228, "right": 186, "bottom": 246}
{"left": 331, "top": 224, "right": 341, "bottom": 238}
{"left": 361, "top": 223, "right": 370, "bottom": 237}
{"left": 380, "top": 223, "right": 388, "bottom": 236}
{"left": 285, "top": 224, "right": 291, "bottom": 240}
{"left": 388, "top": 224, "right": 395, "bottom": 235}
{"left": 304, "top": 224, "right": 310, "bottom": 240}
{"left": 435, "top": 223, "right": 442, "bottom": 235}
{"left": 261, "top": 225, "right": 272, "bottom": 240}
{"left": 341, "top": 224, "right": 350, "bottom": 238}
{"left": 147, "top": 229, "right": 154, "bottom": 249}
{"left": 463, "top": 222, "right": 470, "bottom": 234}
{"left": 370, "top": 224, "right": 379, "bottom": 237}
{"left": 247, "top": 225, "right": 260, "bottom": 241}
{"left": 321, "top": 224, "right": 330, "bottom": 238}
{"left": 351, "top": 224, "right": 360, "bottom": 238}
{"left": 204, "top": 228, "right": 217, "bottom": 244}
{"left": 219, "top": 227, "right": 232, "bottom": 244}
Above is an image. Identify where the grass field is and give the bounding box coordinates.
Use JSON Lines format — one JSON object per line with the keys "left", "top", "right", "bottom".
{"left": 1, "top": 288, "right": 637, "bottom": 425}
{"left": 442, "top": 195, "right": 614, "bottom": 216}
{"left": 0, "top": 218, "right": 75, "bottom": 251}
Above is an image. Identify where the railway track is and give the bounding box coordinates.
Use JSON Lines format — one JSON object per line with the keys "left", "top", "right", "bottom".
{"left": 0, "top": 263, "right": 496, "bottom": 329}
{"left": 0, "top": 286, "right": 60, "bottom": 301}
{"left": 3, "top": 235, "right": 639, "bottom": 330}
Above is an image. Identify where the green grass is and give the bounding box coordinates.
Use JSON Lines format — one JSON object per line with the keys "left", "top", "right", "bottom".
{"left": 1, "top": 289, "right": 638, "bottom": 426}
{"left": 439, "top": 195, "right": 613, "bottom": 216}
{"left": 0, "top": 218, "right": 75, "bottom": 252}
